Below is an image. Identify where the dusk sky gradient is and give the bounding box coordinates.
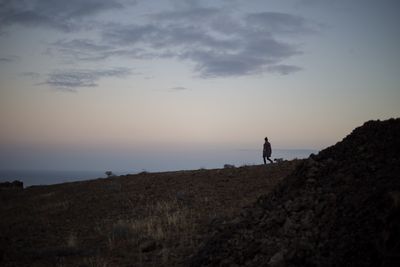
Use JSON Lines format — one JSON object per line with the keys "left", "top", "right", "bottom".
{"left": 1, "top": 0, "right": 399, "bottom": 171}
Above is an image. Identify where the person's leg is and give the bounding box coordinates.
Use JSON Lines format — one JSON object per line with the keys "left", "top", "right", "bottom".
{"left": 267, "top": 157, "right": 273, "bottom": 164}
{"left": 263, "top": 157, "right": 266, "bottom": 165}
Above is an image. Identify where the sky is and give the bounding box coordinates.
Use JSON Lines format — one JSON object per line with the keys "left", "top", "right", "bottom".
{"left": 0, "top": 0, "right": 399, "bottom": 171}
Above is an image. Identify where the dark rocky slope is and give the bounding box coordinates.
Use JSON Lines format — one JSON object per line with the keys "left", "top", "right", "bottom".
{"left": 191, "top": 119, "right": 400, "bottom": 266}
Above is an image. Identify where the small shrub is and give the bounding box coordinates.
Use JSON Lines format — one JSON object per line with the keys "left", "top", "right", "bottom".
{"left": 105, "top": 171, "right": 114, "bottom": 178}
{"left": 224, "top": 164, "right": 235, "bottom": 169}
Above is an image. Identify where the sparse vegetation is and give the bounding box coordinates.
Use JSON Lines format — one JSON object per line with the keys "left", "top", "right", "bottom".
{"left": 104, "top": 171, "right": 114, "bottom": 177}
{"left": 223, "top": 164, "right": 235, "bottom": 169}
{"left": 66, "top": 232, "right": 77, "bottom": 248}
{"left": 0, "top": 161, "right": 299, "bottom": 266}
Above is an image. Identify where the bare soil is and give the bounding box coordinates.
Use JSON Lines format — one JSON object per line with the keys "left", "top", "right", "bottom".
{"left": 0, "top": 161, "right": 300, "bottom": 266}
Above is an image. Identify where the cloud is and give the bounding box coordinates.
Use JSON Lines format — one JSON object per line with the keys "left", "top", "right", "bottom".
{"left": 181, "top": 41, "right": 300, "bottom": 78}
{"left": 50, "top": 38, "right": 113, "bottom": 61}
{"left": 103, "top": 23, "right": 240, "bottom": 51}
{"left": 267, "top": 65, "right": 302, "bottom": 75}
{"left": 0, "top": 0, "right": 123, "bottom": 32}
{"left": 48, "top": 2, "right": 317, "bottom": 78}
{"left": 44, "top": 67, "right": 131, "bottom": 91}
{"left": 20, "top": 71, "right": 41, "bottom": 79}
{"left": 50, "top": 38, "right": 162, "bottom": 61}
{"left": 291, "top": 0, "right": 347, "bottom": 11}
{"left": 98, "top": 8, "right": 311, "bottom": 77}
{"left": 245, "top": 12, "right": 317, "bottom": 35}
{"left": 0, "top": 57, "right": 13, "bottom": 62}
{"left": 293, "top": 0, "right": 338, "bottom": 7}
{"left": 170, "top": 86, "right": 188, "bottom": 91}
{"left": 151, "top": 7, "right": 220, "bottom": 22}
{"left": 0, "top": 55, "right": 18, "bottom": 63}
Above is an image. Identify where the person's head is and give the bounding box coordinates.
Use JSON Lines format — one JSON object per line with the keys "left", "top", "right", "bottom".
{"left": 265, "top": 137, "right": 268, "bottom": 142}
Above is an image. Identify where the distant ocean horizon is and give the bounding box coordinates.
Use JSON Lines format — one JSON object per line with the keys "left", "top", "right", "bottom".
{"left": 0, "top": 149, "right": 318, "bottom": 187}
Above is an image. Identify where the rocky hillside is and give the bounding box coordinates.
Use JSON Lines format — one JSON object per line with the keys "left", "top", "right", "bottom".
{"left": 190, "top": 118, "right": 400, "bottom": 266}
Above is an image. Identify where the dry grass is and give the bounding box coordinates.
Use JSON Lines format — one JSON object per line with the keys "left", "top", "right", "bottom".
{"left": 66, "top": 232, "right": 77, "bottom": 248}
{"left": 107, "top": 199, "right": 200, "bottom": 256}
{"left": 82, "top": 256, "right": 109, "bottom": 267}
{"left": 0, "top": 161, "right": 301, "bottom": 266}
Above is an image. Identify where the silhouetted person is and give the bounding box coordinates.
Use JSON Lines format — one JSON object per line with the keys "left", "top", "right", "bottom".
{"left": 263, "top": 137, "right": 273, "bottom": 164}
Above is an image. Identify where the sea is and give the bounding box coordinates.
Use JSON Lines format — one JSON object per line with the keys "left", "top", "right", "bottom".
{"left": 0, "top": 149, "right": 318, "bottom": 187}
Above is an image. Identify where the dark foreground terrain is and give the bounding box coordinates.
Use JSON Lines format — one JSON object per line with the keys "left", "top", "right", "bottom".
{"left": 191, "top": 118, "right": 400, "bottom": 267}
{"left": 0, "top": 159, "right": 299, "bottom": 266}
{"left": 1, "top": 118, "right": 399, "bottom": 267}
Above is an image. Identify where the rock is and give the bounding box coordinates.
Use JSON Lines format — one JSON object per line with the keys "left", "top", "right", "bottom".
{"left": 251, "top": 207, "right": 264, "bottom": 220}
{"left": 230, "top": 217, "right": 242, "bottom": 224}
{"left": 315, "top": 201, "right": 326, "bottom": 217}
{"left": 272, "top": 210, "right": 287, "bottom": 225}
{"left": 300, "top": 210, "right": 314, "bottom": 229}
{"left": 306, "top": 167, "right": 318, "bottom": 177}
{"left": 140, "top": 240, "right": 157, "bottom": 252}
{"left": 283, "top": 217, "right": 297, "bottom": 236}
{"left": 306, "top": 178, "right": 317, "bottom": 184}
{"left": 190, "top": 119, "right": 400, "bottom": 267}
{"left": 284, "top": 200, "right": 293, "bottom": 211}
{"left": 269, "top": 250, "right": 286, "bottom": 267}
